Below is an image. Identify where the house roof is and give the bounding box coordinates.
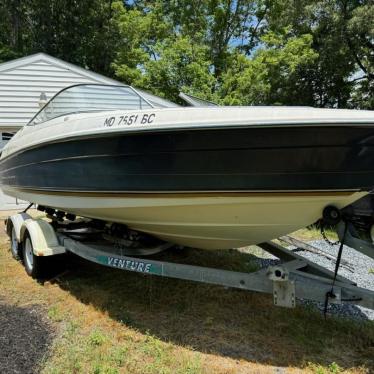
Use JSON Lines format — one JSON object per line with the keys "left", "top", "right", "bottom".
{"left": 0, "top": 52, "right": 120, "bottom": 84}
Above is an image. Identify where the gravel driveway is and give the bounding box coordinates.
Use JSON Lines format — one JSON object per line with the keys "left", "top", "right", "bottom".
{"left": 298, "top": 239, "right": 374, "bottom": 320}
{"left": 256, "top": 239, "right": 374, "bottom": 320}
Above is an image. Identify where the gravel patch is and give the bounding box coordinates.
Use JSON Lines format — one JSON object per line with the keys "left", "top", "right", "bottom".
{"left": 254, "top": 240, "right": 374, "bottom": 321}
{"left": 0, "top": 300, "right": 54, "bottom": 374}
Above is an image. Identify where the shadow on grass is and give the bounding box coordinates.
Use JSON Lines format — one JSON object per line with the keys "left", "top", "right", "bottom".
{"left": 0, "top": 301, "right": 54, "bottom": 373}
{"left": 51, "top": 247, "right": 374, "bottom": 370}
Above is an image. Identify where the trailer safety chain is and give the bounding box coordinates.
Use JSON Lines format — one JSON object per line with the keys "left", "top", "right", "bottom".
{"left": 320, "top": 223, "right": 341, "bottom": 246}
{"left": 323, "top": 221, "right": 348, "bottom": 318}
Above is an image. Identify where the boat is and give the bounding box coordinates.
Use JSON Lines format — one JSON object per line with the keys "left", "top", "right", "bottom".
{"left": 1, "top": 83, "right": 374, "bottom": 249}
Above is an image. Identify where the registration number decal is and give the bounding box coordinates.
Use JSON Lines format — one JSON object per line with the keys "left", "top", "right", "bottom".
{"left": 103, "top": 113, "right": 156, "bottom": 127}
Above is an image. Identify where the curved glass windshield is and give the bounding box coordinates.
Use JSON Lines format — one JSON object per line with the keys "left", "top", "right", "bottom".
{"left": 28, "top": 84, "right": 155, "bottom": 125}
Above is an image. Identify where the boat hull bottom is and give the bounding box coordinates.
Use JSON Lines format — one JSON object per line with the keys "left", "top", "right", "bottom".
{"left": 2, "top": 188, "right": 367, "bottom": 249}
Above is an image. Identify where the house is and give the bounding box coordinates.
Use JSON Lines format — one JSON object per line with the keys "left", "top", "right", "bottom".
{"left": 0, "top": 52, "right": 123, "bottom": 210}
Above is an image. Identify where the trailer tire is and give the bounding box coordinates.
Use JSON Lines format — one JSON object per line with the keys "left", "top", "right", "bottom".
{"left": 22, "top": 233, "right": 50, "bottom": 279}
{"left": 10, "top": 225, "right": 21, "bottom": 260}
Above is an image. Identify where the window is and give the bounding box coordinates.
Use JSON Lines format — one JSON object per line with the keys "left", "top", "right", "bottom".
{"left": 28, "top": 84, "right": 157, "bottom": 126}
{"left": 2, "top": 132, "right": 14, "bottom": 141}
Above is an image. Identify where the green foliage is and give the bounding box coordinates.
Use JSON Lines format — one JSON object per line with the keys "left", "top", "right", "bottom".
{"left": 47, "top": 305, "right": 64, "bottom": 322}
{"left": 346, "top": 3, "right": 374, "bottom": 109}
{"left": 0, "top": 0, "right": 372, "bottom": 108}
{"left": 263, "top": 0, "right": 373, "bottom": 108}
{"left": 111, "top": 4, "right": 151, "bottom": 84}
{"left": 219, "top": 29, "right": 318, "bottom": 105}
{"left": 138, "top": 36, "right": 216, "bottom": 101}
{"left": 307, "top": 361, "right": 342, "bottom": 374}
{"left": 0, "top": 0, "right": 118, "bottom": 76}
{"left": 88, "top": 329, "right": 107, "bottom": 346}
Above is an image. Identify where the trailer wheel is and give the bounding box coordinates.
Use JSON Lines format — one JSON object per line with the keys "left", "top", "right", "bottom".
{"left": 10, "top": 226, "right": 21, "bottom": 260}
{"left": 22, "top": 233, "right": 49, "bottom": 279}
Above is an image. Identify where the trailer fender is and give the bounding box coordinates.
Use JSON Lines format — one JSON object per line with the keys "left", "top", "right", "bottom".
{"left": 20, "top": 219, "right": 66, "bottom": 256}
{"left": 6, "top": 213, "right": 32, "bottom": 242}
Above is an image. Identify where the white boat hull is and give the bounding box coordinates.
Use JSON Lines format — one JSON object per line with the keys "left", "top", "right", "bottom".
{"left": 3, "top": 187, "right": 366, "bottom": 249}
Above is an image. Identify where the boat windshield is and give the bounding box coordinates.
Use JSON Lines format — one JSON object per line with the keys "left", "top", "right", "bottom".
{"left": 28, "top": 84, "right": 157, "bottom": 125}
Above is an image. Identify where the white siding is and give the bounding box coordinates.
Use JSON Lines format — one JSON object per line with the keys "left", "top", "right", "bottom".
{"left": 0, "top": 57, "right": 107, "bottom": 128}
{"left": 0, "top": 53, "right": 124, "bottom": 210}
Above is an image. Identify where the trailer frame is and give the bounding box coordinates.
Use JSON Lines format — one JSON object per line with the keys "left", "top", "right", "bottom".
{"left": 5, "top": 213, "right": 374, "bottom": 311}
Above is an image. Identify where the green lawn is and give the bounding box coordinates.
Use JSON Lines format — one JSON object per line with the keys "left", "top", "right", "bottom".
{"left": 0, "top": 215, "right": 373, "bottom": 374}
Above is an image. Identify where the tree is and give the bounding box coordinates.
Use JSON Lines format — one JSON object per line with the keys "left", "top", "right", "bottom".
{"left": 113, "top": 0, "right": 317, "bottom": 104}
{"left": 219, "top": 30, "right": 318, "bottom": 105}
{"left": 345, "top": 2, "right": 374, "bottom": 108}
{"left": 263, "top": 0, "right": 373, "bottom": 108}
{"left": 0, "top": 0, "right": 119, "bottom": 76}
{"left": 138, "top": 36, "right": 216, "bottom": 101}
{"left": 0, "top": 0, "right": 372, "bottom": 108}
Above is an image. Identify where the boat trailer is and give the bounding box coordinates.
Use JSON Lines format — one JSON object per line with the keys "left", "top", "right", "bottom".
{"left": 5, "top": 212, "right": 374, "bottom": 311}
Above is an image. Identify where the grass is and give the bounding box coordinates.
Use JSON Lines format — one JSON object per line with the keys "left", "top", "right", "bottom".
{"left": 292, "top": 225, "right": 339, "bottom": 242}
{"left": 0, "top": 212, "right": 373, "bottom": 373}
